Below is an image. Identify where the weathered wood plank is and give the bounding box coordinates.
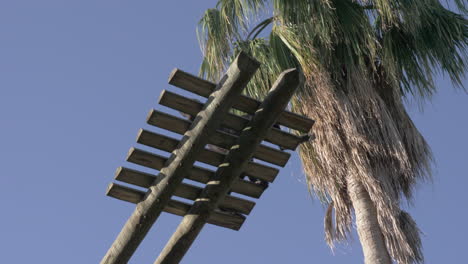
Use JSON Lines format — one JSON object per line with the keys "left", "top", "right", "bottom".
{"left": 147, "top": 108, "right": 302, "bottom": 151}
{"left": 137, "top": 129, "right": 280, "bottom": 180}
{"left": 175, "top": 183, "right": 254, "bottom": 215}
{"left": 107, "top": 182, "right": 144, "bottom": 204}
{"left": 169, "top": 68, "right": 314, "bottom": 133}
{"left": 106, "top": 183, "right": 244, "bottom": 230}
{"left": 101, "top": 52, "right": 259, "bottom": 264}
{"left": 159, "top": 90, "right": 302, "bottom": 153}
{"left": 114, "top": 167, "right": 155, "bottom": 189}
{"left": 146, "top": 110, "right": 190, "bottom": 135}
{"left": 168, "top": 68, "right": 215, "bottom": 97}
{"left": 155, "top": 68, "right": 301, "bottom": 264}
{"left": 127, "top": 147, "right": 277, "bottom": 183}
{"left": 164, "top": 200, "right": 245, "bottom": 231}
{"left": 157, "top": 93, "right": 291, "bottom": 166}
{"left": 117, "top": 163, "right": 264, "bottom": 199}
{"left": 114, "top": 167, "right": 255, "bottom": 215}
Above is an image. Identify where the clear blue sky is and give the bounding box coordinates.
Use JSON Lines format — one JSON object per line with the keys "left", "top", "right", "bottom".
{"left": 0, "top": 1, "right": 466, "bottom": 263}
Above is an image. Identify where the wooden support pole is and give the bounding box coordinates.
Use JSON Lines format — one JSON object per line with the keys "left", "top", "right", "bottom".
{"left": 154, "top": 68, "right": 301, "bottom": 264}
{"left": 100, "top": 52, "right": 259, "bottom": 264}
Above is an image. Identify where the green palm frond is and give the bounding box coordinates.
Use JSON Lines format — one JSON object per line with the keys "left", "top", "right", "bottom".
{"left": 198, "top": 0, "right": 269, "bottom": 81}
{"left": 198, "top": 8, "right": 232, "bottom": 81}
{"left": 453, "top": 0, "right": 467, "bottom": 14}
{"left": 380, "top": 2, "right": 468, "bottom": 97}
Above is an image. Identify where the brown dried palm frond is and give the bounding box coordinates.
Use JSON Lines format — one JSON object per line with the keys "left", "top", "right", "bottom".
{"left": 293, "top": 62, "right": 431, "bottom": 263}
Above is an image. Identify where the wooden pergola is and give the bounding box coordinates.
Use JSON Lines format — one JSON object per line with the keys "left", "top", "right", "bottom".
{"left": 101, "top": 52, "right": 315, "bottom": 264}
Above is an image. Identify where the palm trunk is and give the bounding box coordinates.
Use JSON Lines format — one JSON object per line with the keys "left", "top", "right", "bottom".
{"left": 348, "top": 177, "right": 392, "bottom": 264}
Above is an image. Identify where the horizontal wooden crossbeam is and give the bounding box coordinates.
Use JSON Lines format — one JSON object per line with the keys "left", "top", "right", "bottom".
{"left": 159, "top": 90, "right": 301, "bottom": 151}
{"left": 137, "top": 129, "right": 291, "bottom": 167}
{"left": 168, "top": 68, "right": 314, "bottom": 133}
{"left": 150, "top": 98, "right": 303, "bottom": 151}
{"left": 137, "top": 129, "right": 284, "bottom": 176}
{"left": 115, "top": 165, "right": 264, "bottom": 199}
{"left": 126, "top": 147, "right": 278, "bottom": 183}
{"left": 114, "top": 167, "right": 255, "bottom": 215}
{"left": 158, "top": 90, "right": 300, "bottom": 153}
{"left": 106, "top": 183, "right": 244, "bottom": 230}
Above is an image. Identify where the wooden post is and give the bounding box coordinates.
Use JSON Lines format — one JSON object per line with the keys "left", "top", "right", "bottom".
{"left": 154, "top": 68, "right": 301, "bottom": 264}
{"left": 100, "top": 52, "right": 259, "bottom": 264}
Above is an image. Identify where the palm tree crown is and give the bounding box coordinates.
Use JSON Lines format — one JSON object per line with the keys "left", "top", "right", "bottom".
{"left": 197, "top": 1, "right": 467, "bottom": 263}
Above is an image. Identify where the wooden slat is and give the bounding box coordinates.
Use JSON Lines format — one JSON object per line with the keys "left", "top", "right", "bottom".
{"left": 146, "top": 110, "right": 236, "bottom": 151}
{"left": 146, "top": 110, "right": 190, "bottom": 135}
{"left": 137, "top": 129, "right": 281, "bottom": 179}
{"left": 175, "top": 183, "right": 254, "bottom": 215}
{"left": 168, "top": 68, "right": 215, "bottom": 97}
{"left": 157, "top": 91, "right": 303, "bottom": 151}
{"left": 107, "top": 182, "right": 144, "bottom": 204}
{"left": 123, "top": 150, "right": 265, "bottom": 198}
{"left": 114, "top": 167, "right": 255, "bottom": 215}
{"left": 115, "top": 166, "right": 264, "bottom": 199}
{"left": 106, "top": 183, "right": 244, "bottom": 230}
{"left": 126, "top": 147, "right": 277, "bottom": 183}
{"left": 156, "top": 93, "right": 292, "bottom": 166}
{"left": 115, "top": 167, "right": 155, "bottom": 188}
{"left": 147, "top": 109, "right": 302, "bottom": 151}
{"left": 169, "top": 68, "right": 314, "bottom": 133}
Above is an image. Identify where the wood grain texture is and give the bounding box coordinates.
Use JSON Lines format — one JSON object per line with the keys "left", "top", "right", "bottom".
{"left": 106, "top": 183, "right": 244, "bottom": 230}
{"left": 114, "top": 167, "right": 255, "bottom": 215}
{"left": 146, "top": 109, "right": 190, "bottom": 135}
{"left": 115, "top": 165, "right": 264, "bottom": 199}
{"left": 169, "top": 68, "right": 314, "bottom": 133}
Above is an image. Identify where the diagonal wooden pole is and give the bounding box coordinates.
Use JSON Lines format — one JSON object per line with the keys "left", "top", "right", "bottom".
{"left": 101, "top": 52, "right": 259, "bottom": 264}
{"left": 154, "top": 68, "right": 301, "bottom": 264}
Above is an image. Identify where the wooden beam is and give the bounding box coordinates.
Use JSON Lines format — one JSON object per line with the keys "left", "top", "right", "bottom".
{"left": 114, "top": 167, "right": 255, "bottom": 215}
{"left": 146, "top": 110, "right": 190, "bottom": 134}
{"left": 126, "top": 147, "right": 277, "bottom": 183}
{"left": 106, "top": 183, "right": 244, "bottom": 230}
{"left": 101, "top": 52, "right": 259, "bottom": 264}
{"left": 115, "top": 166, "right": 264, "bottom": 199}
{"left": 121, "top": 152, "right": 264, "bottom": 199}
{"left": 154, "top": 68, "right": 301, "bottom": 264}
{"left": 158, "top": 90, "right": 291, "bottom": 166}
{"left": 147, "top": 109, "right": 303, "bottom": 151}
{"left": 175, "top": 182, "right": 254, "bottom": 215}
{"left": 136, "top": 129, "right": 281, "bottom": 179}
{"left": 169, "top": 68, "right": 314, "bottom": 133}
{"left": 106, "top": 182, "right": 144, "bottom": 204}
{"left": 159, "top": 90, "right": 299, "bottom": 156}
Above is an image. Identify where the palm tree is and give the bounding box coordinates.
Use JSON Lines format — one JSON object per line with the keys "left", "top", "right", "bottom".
{"left": 196, "top": 1, "right": 467, "bottom": 263}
